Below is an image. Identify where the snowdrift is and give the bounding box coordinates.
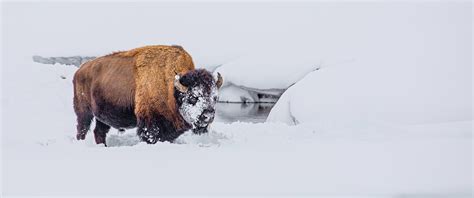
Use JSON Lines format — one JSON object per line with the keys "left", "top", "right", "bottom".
{"left": 267, "top": 55, "right": 472, "bottom": 129}
{"left": 267, "top": 1, "right": 472, "bottom": 129}
{"left": 215, "top": 49, "right": 321, "bottom": 103}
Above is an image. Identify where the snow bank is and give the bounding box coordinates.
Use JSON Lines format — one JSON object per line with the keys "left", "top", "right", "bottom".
{"left": 214, "top": 47, "right": 326, "bottom": 102}
{"left": 32, "top": 55, "right": 96, "bottom": 67}
{"left": 267, "top": 2, "right": 472, "bottom": 130}
{"left": 216, "top": 49, "right": 321, "bottom": 90}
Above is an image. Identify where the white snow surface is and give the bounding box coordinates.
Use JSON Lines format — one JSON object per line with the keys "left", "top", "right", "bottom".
{"left": 218, "top": 85, "right": 258, "bottom": 103}
{"left": 266, "top": 1, "right": 472, "bottom": 129}
{"left": 215, "top": 49, "right": 321, "bottom": 90}
{"left": 2, "top": 1, "right": 472, "bottom": 197}
{"left": 214, "top": 50, "right": 324, "bottom": 102}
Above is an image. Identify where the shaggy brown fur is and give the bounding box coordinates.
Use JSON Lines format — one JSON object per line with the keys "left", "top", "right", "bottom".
{"left": 73, "top": 45, "right": 195, "bottom": 145}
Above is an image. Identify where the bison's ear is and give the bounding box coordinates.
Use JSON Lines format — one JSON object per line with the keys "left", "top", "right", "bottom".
{"left": 216, "top": 72, "right": 223, "bottom": 89}
{"left": 174, "top": 75, "right": 188, "bottom": 93}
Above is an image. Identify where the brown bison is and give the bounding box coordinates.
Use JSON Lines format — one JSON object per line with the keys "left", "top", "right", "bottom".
{"left": 73, "top": 45, "right": 223, "bottom": 146}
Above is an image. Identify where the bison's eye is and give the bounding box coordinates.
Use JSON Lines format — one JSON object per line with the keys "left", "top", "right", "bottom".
{"left": 188, "top": 96, "right": 198, "bottom": 105}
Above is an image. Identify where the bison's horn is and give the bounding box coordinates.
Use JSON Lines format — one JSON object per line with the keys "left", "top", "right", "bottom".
{"left": 174, "top": 75, "right": 188, "bottom": 93}
{"left": 216, "top": 72, "right": 223, "bottom": 89}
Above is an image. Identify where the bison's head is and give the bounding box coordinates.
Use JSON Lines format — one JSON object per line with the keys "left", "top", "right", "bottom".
{"left": 174, "top": 69, "right": 223, "bottom": 134}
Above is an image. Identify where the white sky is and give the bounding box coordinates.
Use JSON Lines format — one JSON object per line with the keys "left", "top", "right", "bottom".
{"left": 3, "top": 1, "right": 469, "bottom": 67}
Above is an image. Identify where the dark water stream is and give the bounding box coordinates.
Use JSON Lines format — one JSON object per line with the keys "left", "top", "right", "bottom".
{"left": 214, "top": 102, "right": 275, "bottom": 123}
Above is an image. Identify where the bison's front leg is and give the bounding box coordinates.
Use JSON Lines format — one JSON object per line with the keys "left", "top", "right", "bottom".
{"left": 137, "top": 120, "right": 160, "bottom": 144}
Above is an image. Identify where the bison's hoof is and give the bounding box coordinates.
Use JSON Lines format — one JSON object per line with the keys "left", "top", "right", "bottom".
{"left": 76, "top": 133, "right": 86, "bottom": 140}
{"left": 139, "top": 134, "right": 158, "bottom": 144}
{"left": 97, "top": 142, "right": 107, "bottom": 147}
{"left": 143, "top": 138, "right": 158, "bottom": 144}
{"left": 94, "top": 137, "right": 107, "bottom": 146}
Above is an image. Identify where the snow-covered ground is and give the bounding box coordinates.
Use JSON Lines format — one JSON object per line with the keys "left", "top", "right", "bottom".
{"left": 2, "top": 1, "right": 472, "bottom": 197}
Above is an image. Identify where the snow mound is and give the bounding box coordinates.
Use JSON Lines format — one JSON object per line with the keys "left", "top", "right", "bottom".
{"left": 216, "top": 49, "right": 321, "bottom": 90}
{"left": 33, "top": 55, "right": 96, "bottom": 67}
{"left": 267, "top": 1, "right": 472, "bottom": 130}
{"left": 267, "top": 52, "right": 471, "bottom": 130}
{"left": 215, "top": 48, "right": 325, "bottom": 103}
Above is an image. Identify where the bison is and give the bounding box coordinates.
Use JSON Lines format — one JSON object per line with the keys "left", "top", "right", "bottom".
{"left": 73, "top": 45, "right": 223, "bottom": 146}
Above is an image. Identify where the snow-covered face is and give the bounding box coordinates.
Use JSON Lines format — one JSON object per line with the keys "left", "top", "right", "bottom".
{"left": 178, "top": 85, "right": 218, "bottom": 129}
{"left": 174, "top": 69, "right": 223, "bottom": 133}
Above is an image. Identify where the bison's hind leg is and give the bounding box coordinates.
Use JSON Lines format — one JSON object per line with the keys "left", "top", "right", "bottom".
{"left": 75, "top": 112, "right": 93, "bottom": 141}
{"left": 94, "top": 119, "right": 111, "bottom": 146}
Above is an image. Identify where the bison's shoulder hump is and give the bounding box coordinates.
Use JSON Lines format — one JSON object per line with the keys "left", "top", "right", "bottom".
{"left": 105, "top": 45, "right": 189, "bottom": 58}
{"left": 171, "top": 45, "right": 184, "bottom": 50}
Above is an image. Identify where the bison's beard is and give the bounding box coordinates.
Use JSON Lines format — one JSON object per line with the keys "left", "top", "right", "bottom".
{"left": 181, "top": 110, "right": 213, "bottom": 134}
{"left": 178, "top": 102, "right": 205, "bottom": 128}
{"left": 193, "top": 125, "right": 210, "bottom": 135}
